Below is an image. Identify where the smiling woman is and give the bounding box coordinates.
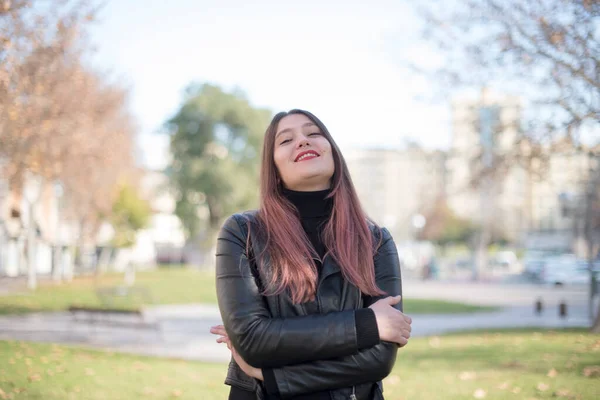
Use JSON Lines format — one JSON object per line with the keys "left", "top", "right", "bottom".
{"left": 272, "top": 114, "right": 335, "bottom": 192}
{"left": 212, "top": 109, "right": 411, "bottom": 400}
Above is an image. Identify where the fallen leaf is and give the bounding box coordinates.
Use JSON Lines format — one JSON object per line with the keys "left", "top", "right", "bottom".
{"left": 46, "top": 369, "right": 54, "bottom": 376}
{"left": 583, "top": 366, "right": 600, "bottom": 378}
{"left": 555, "top": 389, "right": 572, "bottom": 398}
{"left": 133, "top": 361, "right": 149, "bottom": 371}
{"left": 459, "top": 371, "right": 477, "bottom": 381}
{"left": 24, "top": 358, "right": 32, "bottom": 366}
{"left": 8, "top": 359, "right": 15, "bottom": 365}
{"left": 512, "top": 387, "right": 521, "bottom": 394}
{"left": 40, "top": 357, "right": 49, "bottom": 364}
{"left": 502, "top": 360, "right": 524, "bottom": 369}
{"left": 85, "top": 368, "right": 95, "bottom": 376}
{"left": 497, "top": 382, "right": 509, "bottom": 390}
{"left": 473, "top": 388, "right": 486, "bottom": 398}
{"left": 28, "top": 374, "right": 41, "bottom": 382}
{"left": 142, "top": 387, "right": 155, "bottom": 395}
{"left": 0, "top": 388, "right": 7, "bottom": 400}
{"left": 171, "top": 389, "right": 183, "bottom": 397}
{"left": 537, "top": 382, "right": 549, "bottom": 391}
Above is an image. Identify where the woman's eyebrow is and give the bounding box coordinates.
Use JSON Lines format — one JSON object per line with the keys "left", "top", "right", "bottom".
{"left": 276, "top": 122, "right": 316, "bottom": 138}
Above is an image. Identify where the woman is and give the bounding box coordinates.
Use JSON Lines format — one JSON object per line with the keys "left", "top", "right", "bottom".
{"left": 211, "top": 109, "right": 412, "bottom": 400}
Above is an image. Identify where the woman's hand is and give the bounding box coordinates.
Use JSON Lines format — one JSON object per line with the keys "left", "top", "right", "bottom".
{"left": 368, "top": 295, "right": 412, "bottom": 347}
{"left": 210, "top": 325, "right": 264, "bottom": 381}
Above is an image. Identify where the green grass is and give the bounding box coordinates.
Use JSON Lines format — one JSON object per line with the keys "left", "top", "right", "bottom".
{"left": 0, "top": 269, "right": 217, "bottom": 315}
{"left": 1, "top": 329, "right": 598, "bottom": 399}
{"left": 0, "top": 268, "right": 496, "bottom": 315}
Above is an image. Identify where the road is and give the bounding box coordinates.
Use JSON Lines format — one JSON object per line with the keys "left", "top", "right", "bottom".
{"left": 0, "top": 280, "right": 594, "bottom": 363}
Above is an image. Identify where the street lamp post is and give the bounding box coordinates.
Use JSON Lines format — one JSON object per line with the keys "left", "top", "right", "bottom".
{"left": 412, "top": 214, "right": 426, "bottom": 277}
{"left": 0, "top": 179, "right": 7, "bottom": 275}
{"left": 24, "top": 174, "right": 42, "bottom": 290}
{"left": 53, "top": 181, "right": 64, "bottom": 282}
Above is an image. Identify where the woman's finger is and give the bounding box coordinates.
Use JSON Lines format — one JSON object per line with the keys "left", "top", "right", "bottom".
{"left": 210, "top": 326, "right": 227, "bottom": 336}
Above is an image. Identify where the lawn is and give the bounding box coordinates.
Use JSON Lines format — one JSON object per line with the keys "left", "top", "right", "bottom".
{"left": 1, "top": 329, "right": 598, "bottom": 399}
{"left": 0, "top": 268, "right": 496, "bottom": 315}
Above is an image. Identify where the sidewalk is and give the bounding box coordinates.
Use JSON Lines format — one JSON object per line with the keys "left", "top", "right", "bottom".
{"left": 0, "top": 303, "right": 591, "bottom": 363}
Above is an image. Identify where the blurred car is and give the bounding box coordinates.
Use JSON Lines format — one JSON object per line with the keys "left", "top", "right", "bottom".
{"left": 539, "top": 254, "right": 591, "bottom": 286}
{"left": 491, "top": 250, "right": 522, "bottom": 274}
{"left": 522, "top": 250, "right": 560, "bottom": 280}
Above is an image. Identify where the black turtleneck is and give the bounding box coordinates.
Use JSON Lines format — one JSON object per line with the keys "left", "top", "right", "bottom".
{"left": 282, "top": 187, "right": 332, "bottom": 261}
{"left": 229, "top": 188, "right": 380, "bottom": 400}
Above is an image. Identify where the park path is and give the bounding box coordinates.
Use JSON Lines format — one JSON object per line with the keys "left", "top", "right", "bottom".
{"left": 0, "top": 280, "right": 594, "bottom": 362}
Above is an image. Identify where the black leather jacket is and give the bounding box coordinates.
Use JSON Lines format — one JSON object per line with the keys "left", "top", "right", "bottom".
{"left": 216, "top": 211, "right": 403, "bottom": 400}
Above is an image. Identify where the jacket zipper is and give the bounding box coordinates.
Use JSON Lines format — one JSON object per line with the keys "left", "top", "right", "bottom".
{"left": 350, "top": 386, "right": 357, "bottom": 400}
{"left": 350, "top": 286, "right": 362, "bottom": 400}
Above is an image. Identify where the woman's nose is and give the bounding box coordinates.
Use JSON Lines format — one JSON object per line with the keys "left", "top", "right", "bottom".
{"left": 296, "top": 138, "right": 310, "bottom": 148}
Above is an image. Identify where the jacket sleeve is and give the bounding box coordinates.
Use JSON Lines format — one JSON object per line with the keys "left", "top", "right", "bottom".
{"left": 264, "top": 227, "right": 403, "bottom": 398}
{"left": 216, "top": 214, "right": 367, "bottom": 368}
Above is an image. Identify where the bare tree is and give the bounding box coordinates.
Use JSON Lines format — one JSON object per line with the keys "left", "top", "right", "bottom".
{"left": 408, "top": 0, "right": 600, "bottom": 328}
{"left": 0, "top": 0, "right": 101, "bottom": 185}
{"left": 409, "top": 0, "right": 598, "bottom": 147}
{"left": 0, "top": 0, "right": 137, "bottom": 282}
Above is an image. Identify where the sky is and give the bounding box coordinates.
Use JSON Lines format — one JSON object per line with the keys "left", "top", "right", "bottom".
{"left": 88, "top": 0, "right": 450, "bottom": 170}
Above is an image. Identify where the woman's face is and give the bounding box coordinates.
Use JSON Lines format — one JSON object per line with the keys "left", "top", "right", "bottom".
{"left": 273, "top": 113, "right": 335, "bottom": 191}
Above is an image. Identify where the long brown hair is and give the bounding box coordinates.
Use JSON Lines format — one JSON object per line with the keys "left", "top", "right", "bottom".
{"left": 254, "top": 109, "right": 384, "bottom": 303}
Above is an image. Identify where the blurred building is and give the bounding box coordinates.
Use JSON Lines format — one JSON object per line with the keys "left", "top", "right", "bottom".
{"left": 446, "top": 89, "right": 528, "bottom": 243}
{"left": 447, "top": 88, "right": 599, "bottom": 253}
{"left": 99, "top": 168, "right": 187, "bottom": 270}
{"left": 0, "top": 173, "right": 72, "bottom": 277}
{"left": 135, "top": 169, "right": 186, "bottom": 265}
{"left": 527, "top": 146, "right": 599, "bottom": 254}
{"left": 345, "top": 144, "right": 447, "bottom": 241}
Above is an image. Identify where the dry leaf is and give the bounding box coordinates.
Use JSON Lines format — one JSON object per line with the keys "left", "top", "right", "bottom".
{"left": 142, "top": 387, "right": 155, "bottom": 395}
{"left": 24, "top": 358, "right": 32, "bottom": 366}
{"left": 556, "top": 389, "right": 571, "bottom": 397}
{"left": 40, "top": 357, "right": 49, "bottom": 364}
{"left": 28, "top": 374, "right": 41, "bottom": 382}
{"left": 459, "top": 371, "right": 477, "bottom": 381}
{"left": 512, "top": 387, "right": 521, "bottom": 394}
{"left": 85, "top": 368, "right": 95, "bottom": 376}
{"left": 502, "top": 360, "right": 524, "bottom": 369}
{"left": 171, "top": 389, "right": 183, "bottom": 397}
{"left": 497, "top": 382, "right": 509, "bottom": 390}
{"left": 583, "top": 366, "right": 600, "bottom": 378}
{"left": 0, "top": 388, "right": 7, "bottom": 400}
{"left": 473, "top": 388, "right": 486, "bottom": 398}
{"left": 537, "top": 382, "right": 549, "bottom": 391}
{"left": 547, "top": 368, "right": 557, "bottom": 377}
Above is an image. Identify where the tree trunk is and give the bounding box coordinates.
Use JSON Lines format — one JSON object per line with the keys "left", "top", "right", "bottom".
{"left": 75, "top": 218, "right": 86, "bottom": 272}
{"left": 591, "top": 302, "right": 600, "bottom": 333}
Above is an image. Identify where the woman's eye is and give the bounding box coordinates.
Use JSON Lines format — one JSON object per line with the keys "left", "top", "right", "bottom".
{"left": 280, "top": 139, "right": 291, "bottom": 145}
{"left": 308, "top": 132, "right": 321, "bottom": 136}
